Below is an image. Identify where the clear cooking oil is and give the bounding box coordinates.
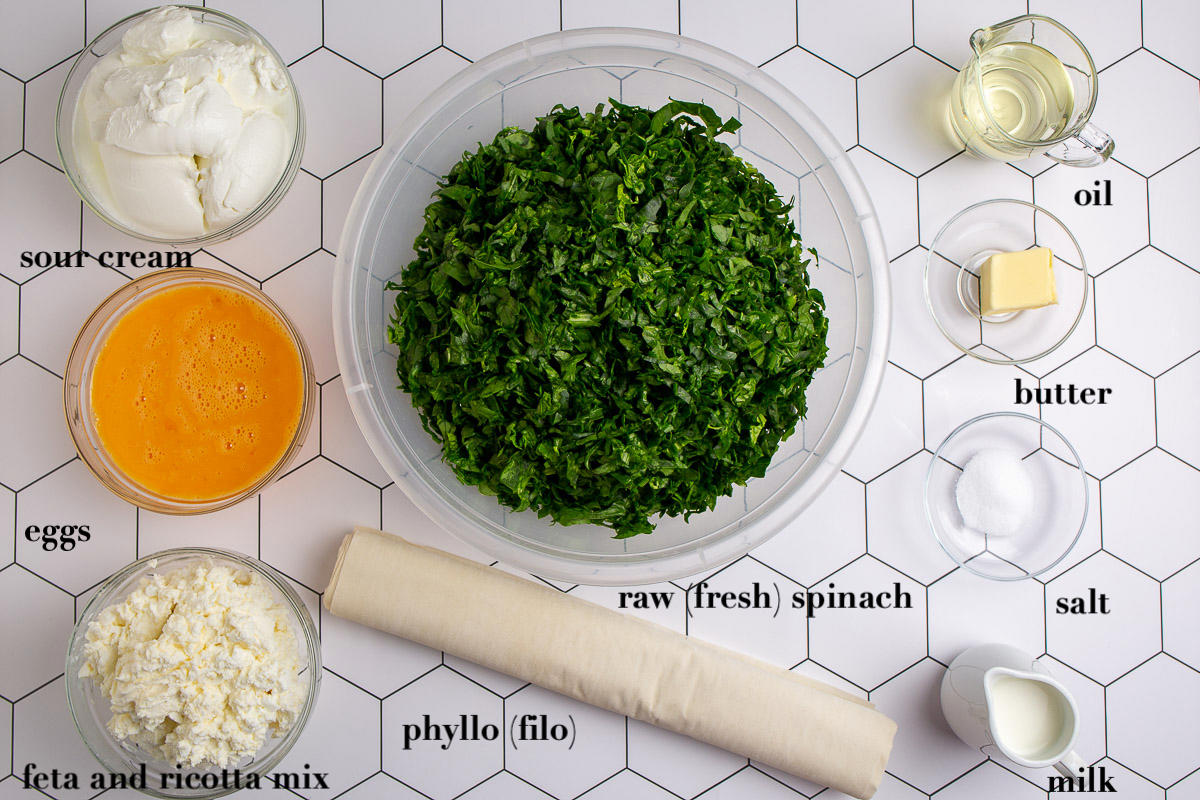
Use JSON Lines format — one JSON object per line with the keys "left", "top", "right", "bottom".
{"left": 949, "top": 42, "right": 1076, "bottom": 160}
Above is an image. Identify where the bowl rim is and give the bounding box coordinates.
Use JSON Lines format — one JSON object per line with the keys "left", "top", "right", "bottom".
{"left": 924, "top": 197, "right": 1090, "bottom": 366}
{"left": 65, "top": 547, "right": 322, "bottom": 799}
{"left": 332, "top": 26, "right": 891, "bottom": 584}
{"left": 55, "top": 4, "right": 306, "bottom": 245}
{"left": 923, "top": 410, "right": 1089, "bottom": 581}
{"left": 63, "top": 267, "right": 317, "bottom": 514}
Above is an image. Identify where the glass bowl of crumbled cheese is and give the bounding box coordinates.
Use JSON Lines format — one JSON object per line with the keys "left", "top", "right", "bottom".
{"left": 66, "top": 548, "right": 321, "bottom": 798}
{"left": 55, "top": 5, "right": 304, "bottom": 244}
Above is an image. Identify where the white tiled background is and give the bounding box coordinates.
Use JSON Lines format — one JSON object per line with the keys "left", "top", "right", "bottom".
{"left": 1, "top": 0, "right": 1199, "bottom": 799}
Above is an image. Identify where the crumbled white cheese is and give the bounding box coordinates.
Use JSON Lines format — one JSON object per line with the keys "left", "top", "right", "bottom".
{"left": 80, "top": 560, "right": 307, "bottom": 768}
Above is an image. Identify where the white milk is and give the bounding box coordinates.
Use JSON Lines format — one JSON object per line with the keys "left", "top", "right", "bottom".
{"left": 988, "top": 674, "right": 1071, "bottom": 760}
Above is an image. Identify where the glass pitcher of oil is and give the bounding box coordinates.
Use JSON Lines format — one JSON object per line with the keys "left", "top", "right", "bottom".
{"left": 948, "top": 15, "right": 1114, "bottom": 166}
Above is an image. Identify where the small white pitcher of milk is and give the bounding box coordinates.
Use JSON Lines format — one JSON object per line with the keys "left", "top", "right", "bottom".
{"left": 941, "top": 643, "right": 1086, "bottom": 776}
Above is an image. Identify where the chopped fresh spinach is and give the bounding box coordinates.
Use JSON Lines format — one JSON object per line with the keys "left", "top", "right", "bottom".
{"left": 386, "top": 100, "right": 828, "bottom": 537}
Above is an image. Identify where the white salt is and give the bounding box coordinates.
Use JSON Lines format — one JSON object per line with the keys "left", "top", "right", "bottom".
{"left": 955, "top": 449, "right": 1034, "bottom": 537}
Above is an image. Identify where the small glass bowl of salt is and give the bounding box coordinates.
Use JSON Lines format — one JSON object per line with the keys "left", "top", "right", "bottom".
{"left": 925, "top": 411, "right": 1088, "bottom": 580}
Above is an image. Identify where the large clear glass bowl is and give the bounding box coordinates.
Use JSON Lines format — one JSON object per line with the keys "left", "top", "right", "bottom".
{"left": 333, "top": 28, "right": 889, "bottom": 585}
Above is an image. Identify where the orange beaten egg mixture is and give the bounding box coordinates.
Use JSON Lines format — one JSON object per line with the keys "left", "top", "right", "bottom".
{"left": 90, "top": 283, "right": 305, "bottom": 501}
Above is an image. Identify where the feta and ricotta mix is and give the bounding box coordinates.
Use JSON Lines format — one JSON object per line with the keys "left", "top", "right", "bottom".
{"left": 74, "top": 6, "right": 295, "bottom": 238}
{"left": 80, "top": 560, "right": 307, "bottom": 768}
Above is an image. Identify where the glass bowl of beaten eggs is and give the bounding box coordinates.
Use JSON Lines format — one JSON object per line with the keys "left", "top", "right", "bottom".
{"left": 64, "top": 268, "right": 316, "bottom": 514}
{"left": 66, "top": 548, "right": 321, "bottom": 799}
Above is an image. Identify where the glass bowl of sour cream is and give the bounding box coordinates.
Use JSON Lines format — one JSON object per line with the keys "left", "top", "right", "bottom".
{"left": 56, "top": 5, "right": 305, "bottom": 244}
{"left": 66, "top": 548, "right": 321, "bottom": 799}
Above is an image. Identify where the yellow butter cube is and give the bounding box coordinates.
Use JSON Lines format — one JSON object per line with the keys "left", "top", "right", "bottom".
{"left": 980, "top": 246, "right": 1057, "bottom": 316}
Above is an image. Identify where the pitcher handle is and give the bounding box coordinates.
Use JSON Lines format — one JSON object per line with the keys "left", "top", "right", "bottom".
{"left": 1053, "top": 750, "right": 1089, "bottom": 779}
{"left": 1045, "top": 123, "right": 1115, "bottom": 167}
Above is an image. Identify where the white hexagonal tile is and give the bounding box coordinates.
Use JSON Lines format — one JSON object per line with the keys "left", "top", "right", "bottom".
{"left": 13, "top": 677, "right": 100, "bottom": 800}
{"left": 918, "top": 155, "right": 1032, "bottom": 248}
{"left": 922, "top": 356, "right": 1033, "bottom": 451}
{"left": 753, "top": 470, "right": 865, "bottom": 586}
{"left": 1108, "top": 655, "right": 1200, "bottom": 786}
{"left": 261, "top": 458, "right": 379, "bottom": 589}
{"left": 1097, "top": 50, "right": 1200, "bottom": 177}
{"left": 321, "top": 154, "right": 374, "bottom": 256}
{"left": 890, "top": 248, "right": 977, "bottom": 379}
{"left": 0, "top": 566, "right": 72, "bottom": 699}
{"left": 382, "top": 47, "right": 471, "bottom": 137}
{"left": 0, "top": 696, "right": 8, "bottom": 775}
{"left": 1104, "top": 449, "right": 1200, "bottom": 580}
{"left": 0, "top": 486, "right": 13, "bottom": 569}
{"left": 859, "top": 50, "right": 961, "bottom": 176}
{"left": 383, "top": 667, "right": 503, "bottom": 799}
{"left": 1163, "top": 560, "right": 1200, "bottom": 670}
{"left": 290, "top": 49, "right": 382, "bottom": 178}
{"left": 685, "top": 557, "right": 807, "bottom": 668}
{"left": 443, "top": 0, "right": 560, "bottom": 61}
{"left": 0, "top": 154, "right": 81, "bottom": 286}
{"left": 799, "top": 1, "right": 911, "bottom": 77}
{"left": 138, "top": 501, "right": 259, "bottom": 558}
{"left": 1172, "top": 769, "right": 1200, "bottom": 800}
{"left": 578, "top": 770, "right": 679, "bottom": 800}
{"left": 1046, "top": 552, "right": 1160, "bottom": 684}
{"left": 1042, "top": 348, "right": 1156, "bottom": 478}
{"left": 1096, "top": 248, "right": 1200, "bottom": 376}
{"left": 206, "top": 171, "right": 320, "bottom": 281}
{"left": 871, "top": 658, "right": 984, "bottom": 794}
{"left": 681, "top": 0, "right": 794, "bottom": 66}
{"left": 688, "top": 768, "right": 789, "bottom": 799}
{"left": 563, "top": 0, "right": 677, "bottom": 32}
{"left": 0, "top": 73, "right": 20, "bottom": 161}
{"left": 19, "top": 265, "right": 125, "bottom": 374}
{"left": 763, "top": 48, "right": 857, "bottom": 149}
{"left": 507, "top": 684, "right": 625, "bottom": 798}
{"left": 1033, "top": 159, "right": 1148, "bottom": 275}
{"left": 0, "top": 278, "right": 16, "bottom": 362}
{"left": 321, "top": 609, "right": 439, "bottom": 698}
{"left": 1034, "top": 471, "right": 1101, "bottom": 583}
{"left": 443, "top": 655, "right": 527, "bottom": 699}
{"left": 915, "top": 0, "right": 1027, "bottom": 69}
{"left": 382, "top": 484, "right": 495, "bottom": 564}
{"left": 0, "top": 0, "right": 80, "bottom": 81}
{"left": 1145, "top": 0, "right": 1200, "bottom": 77}
{"left": 321, "top": 376, "right": 391, "bottom": 487}
{"left": 339, "top": 773, "right": 427, "bottom": 800}
{"left": 261, "top": 250, "right": 338, "bottom": 383}
{"left": 1149, "top": 150, "right": 1200, "bottom": 268}
{"left": 84, "top": 0, "right": 152, "bottom": 41}
{"left": 843, "top": 364, "right": 924, "bottom": 481}
{"left": 218, "top": 0, "right": 322, "bottom": 64}
{"left": 809, "top": 557, "right": 926, "bottom": 689}
{"left": 0, "top": 358, "right": 74, "bottom": 489}
{"left": 16, "top": 460, "right": 135, "bottom": 594}
{"left": 929, "top": 569, "right": 1045, "bottom": 664}
{"left": 1085, "top": 758, "right": 1168, "bottom": 800}
{"left": 459, "top": 773, "right": 552, "bottom": 799}
{"left": 568, "top": 582, "right": 685, "bottom": 634}
{"left": 848, "top": 148, "right": 919, "bottom": 261}
{"left": 326, "top": 0, "right": 439, "bottom": 77}
{"left": 277, "top": 671, "right": 381, "bottom": 800}
{"left": 1030, "top": 0, "right": 1142, "bottom": 70}
{"left": 868, "top": 452, "right": 956, "bottom": 584}
{"left": 627, "top": 718, "right": 745, "bottom": 798}
{"left": 932, "top": 760, "right": 1043, "bottom": 800}
{"left": 1158, "top": 353, "right": 1200, "bottom": 466}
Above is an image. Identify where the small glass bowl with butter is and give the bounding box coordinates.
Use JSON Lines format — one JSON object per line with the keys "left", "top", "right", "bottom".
{"left": 56, "top": 5, "right": 305, "bottom": 244}
{"left": 66, "top": 548, "right": 321, "bottom": 799}
{"left": 925, "top": 198, "right": 1088, "bottom": 365}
